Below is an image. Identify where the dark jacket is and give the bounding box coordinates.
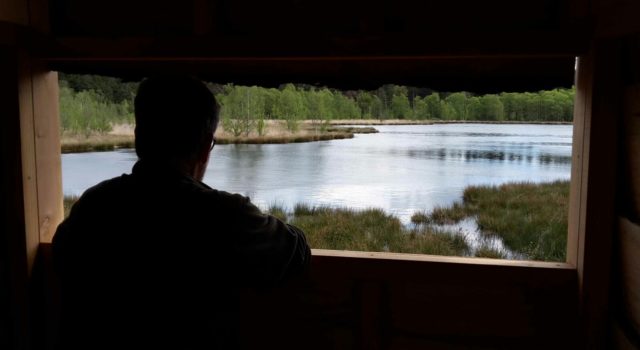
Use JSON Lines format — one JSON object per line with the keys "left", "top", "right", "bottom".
{"left": 52, "top": 160, "right": 311, "bottom": 349}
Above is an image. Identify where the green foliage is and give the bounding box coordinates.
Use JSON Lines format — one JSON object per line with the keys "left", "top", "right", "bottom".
{"left": 59, "top": 86, "right": 133, "bottom": 135}
{"left": 58, "top": 74, "right": 576, "bottom": 136}
{"left": 59, "top": 73, "right": 138, "bottom": 105}
{"left": 445, "top": 92, "right": 470, "bottom": 120}
{"left": 219, "top": 85, "right": 264, "bottom": 136}
{"left": 424, "top": 93, "right": 443, "bottom": 119}
{"left": 391, "top": 94, "right": 411, "bottom": 119}
{"left": 468, "top": 94, "right": 505, "bottom": 121}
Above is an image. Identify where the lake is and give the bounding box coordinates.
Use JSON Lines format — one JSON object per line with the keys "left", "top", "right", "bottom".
{"left": 62, "top": 123, "right": 573, "bottom": 223}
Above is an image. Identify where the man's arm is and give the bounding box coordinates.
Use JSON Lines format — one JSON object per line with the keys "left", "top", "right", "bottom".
{"left": 230, "top": 196, "right": 311, "bottom": 285}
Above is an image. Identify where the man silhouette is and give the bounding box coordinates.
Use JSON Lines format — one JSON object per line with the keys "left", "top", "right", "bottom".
{"left": 52, "top": 76, "right": 311, "bottom": 349}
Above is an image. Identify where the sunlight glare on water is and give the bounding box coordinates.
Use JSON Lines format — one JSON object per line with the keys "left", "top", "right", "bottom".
{"left": 62, "top": 123, "right": 573, "bottom": 222}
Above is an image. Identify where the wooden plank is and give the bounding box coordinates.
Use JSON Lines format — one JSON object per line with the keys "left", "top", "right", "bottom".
{"left": 36, "top": 243, "right": 577, "bottom": 349}
{"left": 31, "top": 64, "right": 62, "bottom": 243}
{"left": 567, "top": 55, "right": 592, "bottom": 267}
{"left": 247, "top": 255, "right": 576, "bottom": 349}
{"left": 17, "top": 51, "right": 40, "bottom": 274}
{"left": 313, "top": 249, "right": 571, "bottom": 269}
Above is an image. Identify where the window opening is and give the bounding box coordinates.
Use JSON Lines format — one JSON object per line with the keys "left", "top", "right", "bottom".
{"left": 58, "top": 73, "right": 574, "bottom": 262}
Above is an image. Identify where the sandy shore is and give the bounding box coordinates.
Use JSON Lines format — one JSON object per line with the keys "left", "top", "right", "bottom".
{"left": 61, "top": 121, "right": 375, "bottom": 153}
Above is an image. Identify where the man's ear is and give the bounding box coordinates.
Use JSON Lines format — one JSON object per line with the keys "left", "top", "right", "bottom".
{"left": 199, "top": 133, "right": 214, "bottom": 163}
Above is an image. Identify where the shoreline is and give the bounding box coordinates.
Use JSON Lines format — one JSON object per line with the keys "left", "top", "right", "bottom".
{"left": 61, "top": 125, "right": 378, "bottom": 154}
{"left": 329, "top": 119, "right": 572, "bottom": 126}
{"left": 61, "top": 120, "right": 570, "bottom": 154}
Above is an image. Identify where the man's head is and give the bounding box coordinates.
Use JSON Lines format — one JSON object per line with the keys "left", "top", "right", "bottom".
{"left": 134, "top": 76, "right": 219, "bottom": 177}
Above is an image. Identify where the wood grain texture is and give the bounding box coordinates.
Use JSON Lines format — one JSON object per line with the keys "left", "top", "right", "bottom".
{"left": 31, "top": 65, "right": 62, "bottom": 243}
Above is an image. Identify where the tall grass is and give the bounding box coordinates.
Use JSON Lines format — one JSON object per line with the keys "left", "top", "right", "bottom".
{"left": 465, "top": 181, "right": 569, "bottom": 261}
{"left": 63, "top": 195, "right": 80, "bottom": 218}
{"left": 289, "top": 204, "right": 469, "bottom": 256}
{"left": 417, "top": 180, "right": 570, "bottom": 261}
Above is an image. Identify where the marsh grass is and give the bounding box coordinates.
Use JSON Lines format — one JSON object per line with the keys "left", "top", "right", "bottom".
{"left": 63, "top": 195, "right": 80, "bottom": 218}
{"left": 410, "top": 212, "right": 429, "bottom": 225}
{"left": 61, "top": 122, "right": 363, "bottom": 153}
{"left": 465, "top": 181, "right": 569, "bottom": 261}
{"left": 412, "top": 202, "right": 465, "bottom": 225}
{"left": 61, "top": 134, "right": 135, "bottom": 153}
{"left": 326, "top": 126, "right": 378, "bottom": 134}
{"left": 474, "top": 245, "right": 507, "bottom": 259}
{"left": 288, "top": 204, "right": 469, "bottom": 256}
{"left": 215, "top": 131, "right": 354, "bottom": 145}
{"left": 417, "top": 180, "right": 570, "bottom": 261}
{"left": 266, "top": 204, "right": 288, "bottom": 222}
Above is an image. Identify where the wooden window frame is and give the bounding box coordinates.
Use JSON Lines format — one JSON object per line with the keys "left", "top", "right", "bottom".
{"left": 22, "top": 56, "right": 588, "bottom": 271}
{"left": 13, "top": 47, "right": 616, "bottom": 347}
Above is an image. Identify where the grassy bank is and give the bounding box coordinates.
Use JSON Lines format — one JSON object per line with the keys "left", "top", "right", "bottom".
{"left": 63, "top": 195, "right": 79, "bottom": 218}
{"left": 61, "top": 122, "right": 377, "bottom": 153}
{"left": 283, "top": 204, "right": 469, "bottom": 256}
{"left": 61, "top": 134, "right": 135, "bottom": 153}
{"left": 413, "top": 181, "right": 570, "bottom": 261}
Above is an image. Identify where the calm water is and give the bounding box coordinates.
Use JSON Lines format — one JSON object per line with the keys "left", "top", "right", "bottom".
{"left": 62, "top": 124, "right": 573, "bottom": 223}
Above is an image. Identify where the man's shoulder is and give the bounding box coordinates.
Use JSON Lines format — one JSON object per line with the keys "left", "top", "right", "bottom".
{"left": 80, "top": 174, "right": 131, "bottom": 201}
{"left": 190, "top": 185, "right": 252, "bottom": 212}
{"left": 74, "top": 172, "right": 256, "bottom": 217}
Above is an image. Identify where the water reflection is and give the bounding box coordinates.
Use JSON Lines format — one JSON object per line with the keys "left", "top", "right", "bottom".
{"left": 62, "top": 123, "right": 573, "bottom": 223}
{"left": 404, "top": 148, "right": 571, "bottom": 164}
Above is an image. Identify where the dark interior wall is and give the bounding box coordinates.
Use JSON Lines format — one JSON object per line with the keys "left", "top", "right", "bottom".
{"left": 42, "top": 0, "right": 587, "bottom": 92}
{"left": 50, "top": 0, "right": 582, "bottom": 37}
{"left": 0, "top": 48, "right": 29, "bottom": 350}
{"left": 612, "top": 35, "right": 640, "bottom": 349}
{"left": 5, "top": 0, "right": 640, "bottom": 349}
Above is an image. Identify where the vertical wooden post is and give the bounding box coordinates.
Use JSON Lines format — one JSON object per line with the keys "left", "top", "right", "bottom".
{"left": 18, "top": 54, "right": 62, "bottom": 254}
{"left": 31, "top": 63, "right": 62, "bottom": 244}
{"left": 570, "top": 40, "right": 621, "bottom": 348}
{"left": 0, "top": 40, "right": 61, "bottom": 350}
{"left": 567, "top": 55, "right": 592, "bottom": 267}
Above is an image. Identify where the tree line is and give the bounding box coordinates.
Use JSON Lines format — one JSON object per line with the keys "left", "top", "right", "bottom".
{"left": 59, "top": 74, "right": 574, "bottom": 135}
